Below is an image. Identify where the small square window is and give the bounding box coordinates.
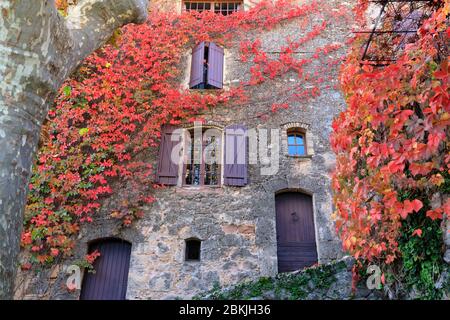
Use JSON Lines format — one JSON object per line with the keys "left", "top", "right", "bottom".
{"left": 185, "top": 239, "right": 201, "bottom": 261}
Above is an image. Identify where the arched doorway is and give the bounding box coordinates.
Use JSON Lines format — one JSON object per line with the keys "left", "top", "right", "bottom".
{"left": 80, "top": 238, "right": 132, "bottom": 300}
{"left": 275, "top": 192, "right": 318, "bottom": 272}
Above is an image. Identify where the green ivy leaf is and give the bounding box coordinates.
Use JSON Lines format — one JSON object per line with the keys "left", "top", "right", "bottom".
{"left": 63, "top": 86, "right": 72, "bottom": 97}
{"left": 79, "top": 128, "right": 89, "bottom": 137}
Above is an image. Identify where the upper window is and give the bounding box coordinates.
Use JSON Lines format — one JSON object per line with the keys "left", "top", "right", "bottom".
{"left": 184, "top": 1, "right": 243, "bottom": 15}
{"left": 190, "top": 42, "right": 224, "bottom": 90}
{"left": 287, "top": 129, "right": 306, "bottom": 156}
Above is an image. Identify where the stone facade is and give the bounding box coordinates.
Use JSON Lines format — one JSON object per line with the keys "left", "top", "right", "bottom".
{"left": 15, "top": 0, "right": 356, "bottom": 300}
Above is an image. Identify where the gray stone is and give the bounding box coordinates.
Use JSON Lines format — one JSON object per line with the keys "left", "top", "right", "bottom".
{"left": 444, "top": 250, "right": 450, "bottom": 264}
{"left": 157, "top": 242, "right": 169, "bottom": 253}
{"left": 149, "top": 273, "right": 172, "bottom": 291}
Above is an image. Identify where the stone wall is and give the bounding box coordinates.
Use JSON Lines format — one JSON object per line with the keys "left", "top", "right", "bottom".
{"left": 15, "top": 0, "right": 356, "bottom": 300}
{"left": 196, "top": 257, "right": 384, "bottom": 300}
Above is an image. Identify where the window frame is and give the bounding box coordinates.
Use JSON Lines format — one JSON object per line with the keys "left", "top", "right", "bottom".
{"left": 183, "top": 1, "right": 243, "bottom": 15}
{"left": 183, "top": 127, "right": 223, "bottom": 187}
{"left": 287, "top": 129, "right": 307, "bottom": 157}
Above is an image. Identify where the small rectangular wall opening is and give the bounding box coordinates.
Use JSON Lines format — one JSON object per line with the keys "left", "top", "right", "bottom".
{"left": 185, "top": 239, "right": 202, "bottom": 261}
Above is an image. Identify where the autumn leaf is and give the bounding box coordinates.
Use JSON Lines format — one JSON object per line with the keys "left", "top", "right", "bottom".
{"left": 412, "top": 229, "right": 422, "bottom": 237}
{"left": 50, "top": 248, "right": 60, "bottom": 257}
{"left": 426, "top": 209, "right": 443, "bottom": 220}
{"left": 400, "top": 199, "right": 423, "bottom": 219}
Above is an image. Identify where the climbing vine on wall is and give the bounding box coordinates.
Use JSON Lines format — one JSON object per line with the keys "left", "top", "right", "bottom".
{"left": 331, "top": 0, "right": 449, "bottom": 298}
{"left": 21, "top": 0, "right": 351, "bottom": 267}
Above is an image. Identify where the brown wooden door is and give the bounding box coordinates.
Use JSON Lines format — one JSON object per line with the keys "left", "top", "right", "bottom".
{"left": 275, "top": 192, "right": 318, "bottom": 272}
{"left": 80, "top": 239, "right": 132, "bottom": 300}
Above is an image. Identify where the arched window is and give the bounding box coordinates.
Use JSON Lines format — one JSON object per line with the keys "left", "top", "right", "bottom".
{"left": 80, "top": 238, "right": 132, "bottom": 300}
{"left": 287, "top": 129, "right": 306, "bottom": 156}
{"left": 185, "top": 238, "right": 202, "bottom": 261}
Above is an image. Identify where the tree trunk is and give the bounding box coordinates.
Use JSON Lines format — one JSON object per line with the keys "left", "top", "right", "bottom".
{"left": 0, "top": 0, "right": 148, "bottom": 300}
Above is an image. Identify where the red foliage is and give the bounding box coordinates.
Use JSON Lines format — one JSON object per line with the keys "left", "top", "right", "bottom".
{"left": 331, "top": 1, "right": 449, "bottom": 264}
{"left": 85, "top": 250, "right": 101, "bottom": 265}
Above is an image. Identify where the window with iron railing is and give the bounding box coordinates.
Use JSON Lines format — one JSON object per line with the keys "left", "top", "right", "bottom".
{"left": 183, "top": 1, "right": 243, "bottom": 15}
{"left": 156, "top": 124, "right": 248, "bottom": 187}
{"left": 184, "top": 128, "right": 222, "bottom": 186}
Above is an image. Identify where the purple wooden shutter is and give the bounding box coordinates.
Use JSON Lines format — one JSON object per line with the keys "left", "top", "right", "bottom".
{"left": 224, "top": 124, "right": 248, "bottom": 186}
{"left": 80, "top": 239, "right": 132, "bottom": 300}
{"left": 190, "top": 42, "right": 205, "bottom": 88}
{"left": 157, "top": 124, "right": 180, "bottom": 185}
{"left": 207, "top": 42, "right": 224, "bottom": 89}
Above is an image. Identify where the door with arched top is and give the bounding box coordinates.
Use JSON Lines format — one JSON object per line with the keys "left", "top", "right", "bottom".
{"left": 80, "top": 238, "right": 132, "bottom": 300}
{"left": 275, "top": 192, "right": 318, "bottom": 272}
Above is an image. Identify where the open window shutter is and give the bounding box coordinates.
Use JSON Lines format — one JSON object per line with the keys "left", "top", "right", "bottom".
{"left": 207, "top": 42, "right": 224, "bottom": 89}
{"left": 224, "top": 124, "right": 248, "bottom": 186}
{"left": 157, "top": 124, "right": 180, "bottom": 185}
{"left": 189, "top": 42, "right": 205, "bottom": 88}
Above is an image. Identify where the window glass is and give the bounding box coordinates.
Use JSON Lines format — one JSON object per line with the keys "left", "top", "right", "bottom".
{"left": 287, "top": 130, "right": 306, "bottom": 156}
{"left": 185, "top": 129, "right": 221, "bottom": 186}
{"left": 288, "top": 136, "right": 296, "bottom": 145}
{"left": 288, "top": 145, "right": 297, "bottom": 155}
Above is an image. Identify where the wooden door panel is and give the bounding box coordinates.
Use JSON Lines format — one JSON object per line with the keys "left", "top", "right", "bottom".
{"left": 80, "top": 239, "right": 132, "bottom": 300}
{"left": 276, "top": 192, "right": 318, "bottom": 272}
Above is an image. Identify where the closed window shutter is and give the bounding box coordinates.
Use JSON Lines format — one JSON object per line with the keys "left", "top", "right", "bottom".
{"left": 157, "top": 124, "right": 180, "bottom": 185}
{"left": 189, "top": 42, "right": 205, "bottom": 88}
{"left": 224, "top": 124, "right": 248, "bottom": 186}
{"left": 207, "top": 42, "right": 224, "bottom": 89}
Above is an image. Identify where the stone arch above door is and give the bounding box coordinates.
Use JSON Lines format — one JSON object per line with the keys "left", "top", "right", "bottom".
{"left": 262, "top": 177, "right": 315, "bottom": 195}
